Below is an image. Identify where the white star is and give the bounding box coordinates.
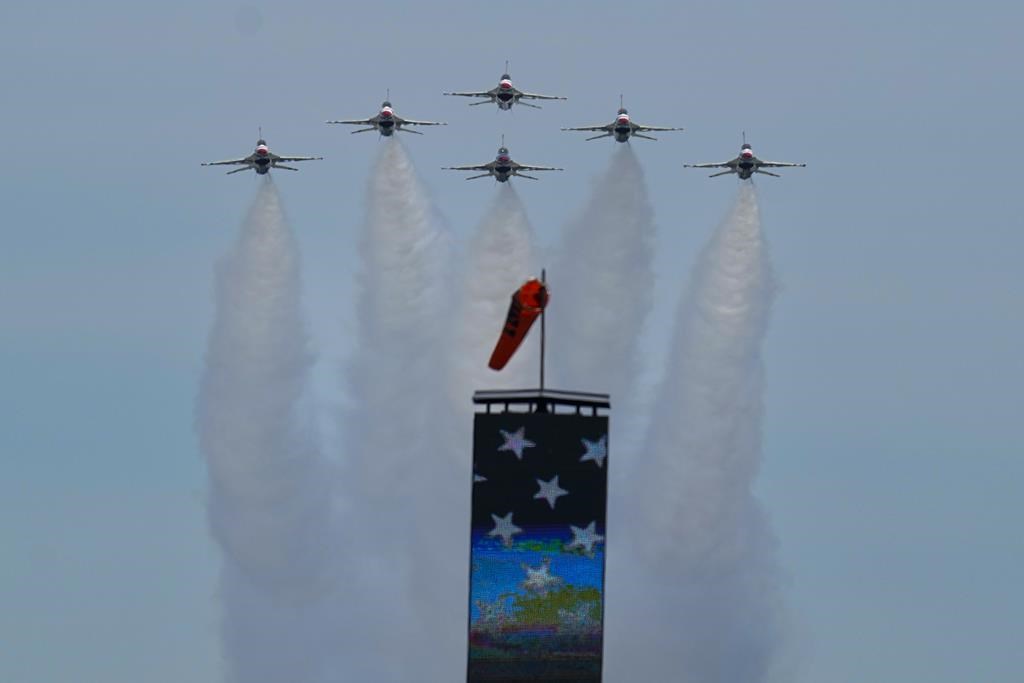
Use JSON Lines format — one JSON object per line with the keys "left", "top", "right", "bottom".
{"left": 520, "top": 557, "right": 563, "bottom": 594}
{"left": 498, "top": 427, "right": 536, "bottom": 460}
{"left": 534, "top": 475, "right": 569, "bottom": 509}
{"left": 566, "top": 521, "right": 604, "bottom": 556}
{"left": 579, "top": 435, "right": 607, "bottom": 468}
{"left": 488, "top": 512, "right": 523, "bottom": 547}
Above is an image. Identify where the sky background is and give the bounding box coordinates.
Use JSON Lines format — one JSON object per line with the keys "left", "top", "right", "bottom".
{"left": 2, "top": 1, "right": 1022, "bottom": 681}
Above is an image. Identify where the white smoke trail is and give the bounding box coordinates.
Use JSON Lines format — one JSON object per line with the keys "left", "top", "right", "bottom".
{"left": 548, "top": 144, "right": 656, "bottom": 406}
{"left": 449, "top": 183, "right": 538, "bottom": 405}
{"left": 197, "top": 178, "right": 335, "bottom": 683}
{"left": 611, "top": 183, "right": 783, "bottom": 682}
{"left": 340, "top": 139, "right": 459, "bottom": 681}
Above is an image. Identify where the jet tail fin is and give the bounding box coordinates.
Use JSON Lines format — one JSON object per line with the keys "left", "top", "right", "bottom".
{"left": 633, "top": 133, "right": 658, "bottom": 141}
{"left": 708, "top": 169, "right": 735, "bottom": 178}
{"left": 226, "top": 166, "right": 250, "bottom": 175}
{"left": 754, "top": 169, "right": 781, "bottom": 177}
{"left": 519, "top": 100, "right": 542, "bottom": 109}
{"left": 275, "top": 165, "right": 299, "bottom": 171}
{"left": 585, "top": 132, "right": 613, "bottom": 141}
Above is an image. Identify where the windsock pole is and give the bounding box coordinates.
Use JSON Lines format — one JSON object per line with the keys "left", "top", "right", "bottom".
{"left": 539, "top": 268, "right": 546, "bottom": 393}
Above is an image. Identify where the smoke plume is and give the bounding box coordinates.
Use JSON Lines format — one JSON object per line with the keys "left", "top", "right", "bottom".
{"left": 548, "top": 145, "right": 656, "bottom": 407}
{"left": 197, "top": 178, "right": 335, "bottom": 683}
{"left": 611, "top": 182, "right": 783, "bottom": 682}
{"left": 340, "top": 139, "right": 461, "bottom": 681}
{"left": 449, "top": 183, "right": 538, "bottom": 404}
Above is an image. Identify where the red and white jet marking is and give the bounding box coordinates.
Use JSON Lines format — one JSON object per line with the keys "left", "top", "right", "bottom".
{"left": 685, "top": 133, "right": 806, "bottom": 179}
{"left": 201, "top": 136, "right": 322, "bottom": 175}
{"left": 327, "top": 94, "right": 446, "bottom": 136}
{"left": 562, "top": 96, "right": 683, "bottom": 142}
{"left": 444, "top": 63, "right": 565, "bottom": 111}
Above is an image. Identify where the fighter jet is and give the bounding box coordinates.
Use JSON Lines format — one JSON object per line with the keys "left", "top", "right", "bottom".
{"left": 444, "top": 63, "right": 566, "bottom": 110}
{"left": 562, "top": 96, "right": 683, "bottom": 142}
{"left": 443, "top": 139, "right": 562, "bottom": 182}
{"left": 201, "top": 135, "right": 322, "bottom": 175}
{"left": 326, "top": 94, "right": 446, "bottom": 136}
{"left": 684, "top": 134, "right": 806, "bottom": 179}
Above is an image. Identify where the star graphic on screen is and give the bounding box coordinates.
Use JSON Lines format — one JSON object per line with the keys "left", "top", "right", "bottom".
{"left": 579, "top": 434, "right": 607, "bottom": 468}
{"left": 534, "top": 475, "right": 569, "bottom": 509}
{"left": 520, "top": 557, "right": 563, "bottom": 595}
{"left": 566, "top": 521, "right": 605, "bottom": 556}
{"left": 488, "top": 512, "right": 523, "bottom": 547}
{"left": 498, "top": 427, "right": 536, "bottom": 460}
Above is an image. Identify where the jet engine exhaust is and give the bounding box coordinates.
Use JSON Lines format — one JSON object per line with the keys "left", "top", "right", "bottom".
{"left": 340, "top": 139, "right": 461, "bottom": 681}
{"left": 614, "top": 182, "right": 785, "bottom": 682}
{"left": 548, "top": 144, "right": 655, "bottom": 408}
{"left": 450, "top": 184, "right": 538, "bottom": 402}
{"left": 197, "top": 178, "right": 335, "bottom": 683}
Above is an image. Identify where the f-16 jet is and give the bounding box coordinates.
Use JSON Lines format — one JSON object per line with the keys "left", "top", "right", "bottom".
{"left": 444, "top": 63, "right": 566, "bottom": 110}
{"left": 562, "top": 97, "right": 682, "bottom": 142}
{"left": 444, "top": 139, "right": 562, "bottom": 182}
{"left": 201, "top": 136, "right": 322, "bottom": 175}
{"left": 326, "top": 95, "right": 446, "bottom": 136}
{"left": 684, "top": 134, "right": 806, "bottom": 178}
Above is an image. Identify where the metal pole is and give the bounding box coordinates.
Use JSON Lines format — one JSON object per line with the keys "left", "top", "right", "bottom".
{"left": 540, "top": 268, "right": 546, "bottom": 393}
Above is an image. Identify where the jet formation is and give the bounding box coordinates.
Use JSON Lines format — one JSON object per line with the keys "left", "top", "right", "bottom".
{"left": 202, "top": 66, "right": 805, "bottom": 181}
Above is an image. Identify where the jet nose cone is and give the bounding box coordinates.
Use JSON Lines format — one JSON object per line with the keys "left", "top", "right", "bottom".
{"left": 381, "top": 110, "right": 393, "bottom": 117}
{"left": 741, "top": 150, "right": 753, "bottom": 158}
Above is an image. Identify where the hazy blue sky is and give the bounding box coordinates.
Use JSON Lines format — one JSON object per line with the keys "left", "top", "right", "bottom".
{"left": 2, "top": 2, "right": 1022, "bottom": 682}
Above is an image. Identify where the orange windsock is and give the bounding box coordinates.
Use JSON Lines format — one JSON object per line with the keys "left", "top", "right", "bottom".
{"left": 488, "top": 278, "right": 549, "bottom": 371}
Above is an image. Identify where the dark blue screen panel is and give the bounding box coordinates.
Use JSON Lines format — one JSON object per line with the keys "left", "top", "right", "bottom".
{"left": 469, "top": 413, "right": 608, "bottom": 682}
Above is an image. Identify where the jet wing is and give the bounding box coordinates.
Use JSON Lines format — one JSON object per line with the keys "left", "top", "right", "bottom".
{"left": 683, "top": 158, "right": 738, "bottom": 169}
{"left": 519, "top": 91, "right": 567, "bottom": 101}
{"left": 443, "top": 162, "right": 494, "bottom": 171}
{"left": 513, "top": 162, "right": 563, "bottom": 172}
{"left": 400, "top": 118, "right": 447, "bottom": 126}
{"left": 633, "top": 123, "right": 684, "bottom": 132}
{"left": 758, "top": 160, "right": 806, "bottom": 168}
{"left": 202, "top": 154, "right": 254, "bottom": 166}
{"left": 326, "top": 117, "right": 377, "bottom": 125}
{"left": 270, "top": 154, "right": 323, "bottom": 162}
{"left": 561, "top": 123, "right": 614, "bottom": 132}
{"left": 443, "top": 88, "right": 498, "bottom": 98}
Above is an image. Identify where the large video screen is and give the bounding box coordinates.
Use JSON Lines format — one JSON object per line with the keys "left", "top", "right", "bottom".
{"left": 468, "top": 412, "right": 608, "bottom": 682}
